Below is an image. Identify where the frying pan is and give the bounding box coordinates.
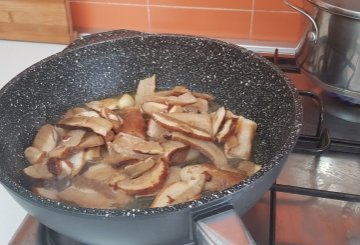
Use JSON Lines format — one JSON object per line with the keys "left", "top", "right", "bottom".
{"left": 0, "top": 30, "right": 302, "bottom": 244}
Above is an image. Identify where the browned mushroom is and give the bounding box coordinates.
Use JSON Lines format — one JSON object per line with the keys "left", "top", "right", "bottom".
{"left": 215, "top": 118, "right": 236, "bottom": 143}
{"left": 165, "top": 112, "right": 212, "bottom": 135}
{"left": 119, "top": 107, "right": 146, "bottom": 139}
{"left": 23, "top": 163, "right": 53, "bottom": 180}
{"left": 100, "top": 107, "right": 123, "bottom": 133}
{"left": 58, "top": 116, "right": 113, "bottom": 137}
{"left": 33, "top": 124, "right": 59, "bottom": 152}
{"left": 167, "top": 132, "right": 229, "bottom": 170}
{"left": 151, "top": 171, "right": 205, "bottom": 208}
{"left": 24, "top": 146, "right": 46, "bottom": 165}
{"left": 152, "top": 113, "right": 211, "bottom": 140}
{"left": 168, "top": 105, "right": 183, "bottom": 113}
{"left": 183, "top": 98, "right": 209, "bottom": 114}
{"left": 144, "top": 92, "right": 197, "bottom": 106}
{"left": 154, "top": 86, "right": 189, "bottom": 97}
{"left": 82, "top": 163, "right": 119, "bottom": 182}
{"left": 67, "top": 151, "right": 85, "bottom": 176}
{"left": 180, "top": 164, "right": 247, "bottom": 192}
{"left": 135, "top": 75, "right": 156, "bottom": 105}
{"left": 123, "top": 158, "right": 156, "bottom": 179}
{"left": 211, "top": 106, "right": 226, "bottom": 137}
{"left": 141, "top": 102, "right": 168, "bottom": 115}
{"left": 146, "top": 119, "right": 167, "bottom": 141}
{"left": 114, "top": 159, "right": 168, "bottom": 195}
{"left": 160, "top": 140, "right": 188, "bottom": 163}
{"left": 133, "top": 141, "right": 164, "bottom": 155}
{"left": 109, "top": 133, "right": 149, "bottom": 159}
{"left": 224, "top": 116, "right": 257, "bottom": 160}
{"left": 192, "top": 91, "right": 215, "bottom": 101}
{"left": 86, "top": 97, "right": 118, "bottom": 112}
{"left": 84, "top": 146, "right": 102, "bottom": 162}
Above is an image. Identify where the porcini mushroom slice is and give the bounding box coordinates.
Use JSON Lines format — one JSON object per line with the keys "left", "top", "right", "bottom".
{"left": 135, "top": 75, "right": 156, "bottom": 105}
{"left": 58, "top": 185, "right": 132, "bottom": 209}
{"left": 168, "top": 132, "right": 229, "bottom": 170}
{"left": 117, "top": 93, "right": 135, "bottom": 109}
{"left": 119, "top": 107, "right": 146, "bottom": 139}
{"left": 146, "top": 119, "right": 167, "bottom": 141}
{"left": 47, "top": 159, "right": 72, "bottom": 178}
{"left": 180, "top": 164, "right": 247, "bottom": 192}
{"left": 33, "top": 124, "right": 58, "bottom": 152}
{"left": 115, "top": 159, "right": 168, "bottom": 195}
{"left": 151, "top": 172, "right": 205, "bottom": 208}
{"left": 215, "top": 119, "right": 235, "bottom": 143}
{"left": 168, "top": 105, "right": 183, "bottom": 113}
{"left": 58, "top": 116, "right": 113, "bottom": 137}
{"left": 67, "top": 151, "right": 85, "bottom": 176}
{"left": 86, "top": 97, "right": 118, "bottom": 112}
{"left": 123, "top": 158, "right": 156, "bottom": 179}
{"left": 141, "top": 102, "right": 168, "bottom": 115}
{"left": 23, "top": 163, "right": 53, "bottom": 180}
{"left": 24, "top": 146, "right": 46, "bottom": 165}
{"left": 154, "top": 86, "right": 189, "bottom": 97}
{"left": 133, "top": 141, "right": 164, "bottom": 155}
{"left": 183, "top": 98, "right": 209, "bottom": 114}
{"left": 100, "top": 107, "right": 123, "bottom": 133}
{"left": 224, "top": 116, "right": 257, "bottom": 160}
{"left": 110, "top": 133, "right": 148, "bottom": 158}
{"left": 211, "top": 106, "right": 226, "bottom": 137}
{"left": 152, "top": 113, "right": 211, "bottom": 140}
{"left": 64, "top": 107, "right": 88, "bottom": 118}
{"left": 74, "top": 133, "right": 105, "bottom": 151}
{"left": 144, "top": 92, "right": 197, "bottom": 106}
{"left": 82, "top": 163, "right": 118, "bottom": 182}
{"left": 192, "top": 91, "right": 215, "bottom": 101}
{"left": 165, "top": 112, "right": 212, "bottom": 135}
{"left": 160, "top": 140, "right": 188, "bottom": 163}
{"left": 84, "top": 146, "right": 101, "bottom": 162}
{"left": 163, "top": 166, "right": 182, "bottom": 187}
{"left": 62, "top": 129, "right": 87, "bottom": 147}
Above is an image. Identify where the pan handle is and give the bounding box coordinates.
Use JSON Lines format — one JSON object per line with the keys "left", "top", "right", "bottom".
{"left": 283, "top": 0, "right": 318, "bottom": 43}
{"left": 63, "top": 29, "right": 147, "bottom": 51}
{"left": 193, "top": 203, "right": 256, "bottom": 244}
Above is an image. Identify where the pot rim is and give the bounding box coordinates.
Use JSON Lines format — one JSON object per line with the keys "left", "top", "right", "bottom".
{"left": 0, "top": 32, "right": 303, "bottom": 218}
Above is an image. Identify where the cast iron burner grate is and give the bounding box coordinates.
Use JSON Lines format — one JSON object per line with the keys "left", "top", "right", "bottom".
{"left": 266, "top": 49, "right": 360, "bottom": 245}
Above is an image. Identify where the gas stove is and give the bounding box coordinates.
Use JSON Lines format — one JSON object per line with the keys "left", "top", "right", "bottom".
{"left": 4, "top": 44, "right": 360, "bottom": 245}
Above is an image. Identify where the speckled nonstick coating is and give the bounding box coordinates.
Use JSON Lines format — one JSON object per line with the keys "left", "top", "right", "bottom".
{"left": 0, "top": 30, "right": 302, "bottom": 244}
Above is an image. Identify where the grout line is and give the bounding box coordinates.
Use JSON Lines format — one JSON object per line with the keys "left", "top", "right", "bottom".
{"left": 147, "top": 0, "right": 151, "bottom": 32}
{"left": 70, "top": 0, "right": 299, "bottom": 14}
{"left": 249, "top": 0, "right": 255, "bottom": 39}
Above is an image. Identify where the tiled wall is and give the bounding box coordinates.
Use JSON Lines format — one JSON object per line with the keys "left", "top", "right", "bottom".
{"left": 70, "top": 0, "right": 307, "bottom": 43}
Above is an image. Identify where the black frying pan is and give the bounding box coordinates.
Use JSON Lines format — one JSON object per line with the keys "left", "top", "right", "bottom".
{"left": 0, "top": 30, "right": 302, "bottom": 245}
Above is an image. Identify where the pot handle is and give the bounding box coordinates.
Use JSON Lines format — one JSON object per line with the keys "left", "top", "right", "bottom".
{"left": 63, "top": 29, "right": 147, "bottom": 51}
{"left": 283, "top": 0, "right": 318, "bottom": 43}
{"left": 193, "top": 203, "right": 256, "bottom": 244}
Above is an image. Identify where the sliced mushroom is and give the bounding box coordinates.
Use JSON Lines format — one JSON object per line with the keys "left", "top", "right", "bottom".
{"left": 141, "top": 102, "right": 168, "bottom": 115}
{"left": 211, "top": 106, "right": 226, "bottom": 137}
{"left": 163, "top": 166, "right": 182, "bottom": 187}
{"left": 183, "top": 98, "right": 209, "bottom": 114}
{"left": 123, "top": 158, "right": 156, "bottom": 179}
{"left": 24, "top": 146, "right": 46, "bottom": 165}
{"left": 58, "top": 116, "right": 113, "bottom": 137}
{"left": 192, "top": 91, "right": 215, "bottom": 101}
{"left": 135, "top": 75, "right": 156, "bottom": 105}
{"left": 67, "top": 151, "right": 85, "bottom": 176}
{"left": 152, "top": 113, "right": 211, "bottom": 140}
{"left": 180, "top": 164, "right": 247, "bottom": 192}
{"left": 151, "top": 172, "right": 205, "bottom": 208}
{"left": 74, "top": 133, "right": 105, "bottom": 151}
{"left": 119, "top": 107, "right": 146, "bottom": 139}
{"left": 160, "top": 140, "right": 188, "bottom": 163}
{"left": 165, "top": 112, "right": 212, "bottom": 135}
{"left": 215, "top": 118, "right": 236, "bottom": 143}
{"left": 100, "top": 107, "right": 123, "bottom": 133}
{"left": 144, "top": 92, "right": 197, "bottom": 106}
{"left": 62, "top": 129, "right": 87, "bottom": 147}
{"left": 75, "top": 110, "right": 101, "bottom": 118}
{"left": 115, "top": 159, "right": 168, "bottom": 195}
{"left": 84, "top": 146, "right": 102, "bottom": 162}
{"left": 82, "top": 163, "right": 118, "bottom": 182}
{"left": 103, "top": 154, "right": 142, "bottom": 166}
{"left": 33, "top": 124, "right": 58, "bottom": 152}
{"left": 167, "top": 132, "right": 229, "bottom": 170}
{"left": 23, "top": 163, "right": 53, "bottom": 180}
{"left": 133, "top": 141, "right": 164, "bottom": 155}
{"left": 58, "top": 185, "right": 133, "bottom": 209}
{"left": 86, "top": 97, "right": 118, "bottom": 112}
{"left": 168, "top": 105, "right": 183, "bottom": 113}
{"left": 110, "top": 133, "right": 149, "bottom": 159}
{"left": 64, "top": 107, "right": 89, "bottom": 118}
{"left": 154, "top": 86, "right": 189, "bottom": 97}
{"left": 146, "top": 119, "right": 167, "bottom": 141}
{"left": 47, "top": 159, "right": 72, "bottom": 178}
{"left": 117, "top": 93, "right": 135, "bottom": 109}
{"left": 224, "top": 116, "right": 257, "bottom": 160}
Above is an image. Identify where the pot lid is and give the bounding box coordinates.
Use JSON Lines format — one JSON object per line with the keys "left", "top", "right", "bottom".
{"left": 308, "top": 0, "right": 360, "bottom": 19}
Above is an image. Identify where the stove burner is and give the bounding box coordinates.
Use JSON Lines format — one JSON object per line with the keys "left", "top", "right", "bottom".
{"left": 39, "top": 225, "right": 85, "bottom": 245}
{"left": 321, "top": 92, "right": 360, "bottom": 123}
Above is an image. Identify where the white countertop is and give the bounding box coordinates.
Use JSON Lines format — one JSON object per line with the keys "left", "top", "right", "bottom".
{"left": 0, "top": 40, "right": 66, "bottom": 244}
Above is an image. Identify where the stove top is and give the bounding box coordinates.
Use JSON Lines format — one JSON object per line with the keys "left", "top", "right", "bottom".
{"left": 9, "top": 55, "right": 360, "bottom": 245}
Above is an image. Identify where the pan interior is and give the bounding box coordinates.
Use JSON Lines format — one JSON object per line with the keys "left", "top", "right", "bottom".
{"left": 0, "top": 35, "right": 300, "bottom": 210}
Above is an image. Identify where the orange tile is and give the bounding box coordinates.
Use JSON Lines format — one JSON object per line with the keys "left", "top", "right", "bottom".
{"left": 150, "top": 0, "right": 253, "bottom": 9}
{"left": 70, "top": 0, "right": 147, "bottom": 4}
{"left": 70, "top": 2, "right": 149, "bottom": 33}
{"left": 252, "top": 11, "right": 306, "bottom": 42}
{"left": 255, "top": 0, "right": 304, "bottom": 11}
{"left": 151, "top": 7, "right": 251, "bottom": 39}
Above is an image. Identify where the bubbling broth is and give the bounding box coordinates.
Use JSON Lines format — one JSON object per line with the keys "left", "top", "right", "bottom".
{"left": 23, "top": 75, "right": 261, "bottom": 209}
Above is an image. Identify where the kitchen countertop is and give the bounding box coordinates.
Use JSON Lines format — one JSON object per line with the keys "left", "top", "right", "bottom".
{"left": 0, "top": 40, "right": 66, "bottom": 244}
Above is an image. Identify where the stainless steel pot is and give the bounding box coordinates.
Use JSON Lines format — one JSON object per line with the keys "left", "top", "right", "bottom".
{"left": 286, "top": 0, "right": 360, "bottom": 100}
